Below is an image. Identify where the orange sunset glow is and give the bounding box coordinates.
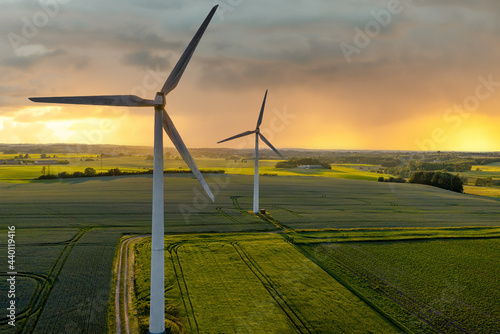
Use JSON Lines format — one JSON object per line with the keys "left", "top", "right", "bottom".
{"left": 1, "top": 1, "right": 500, "bottom": 151}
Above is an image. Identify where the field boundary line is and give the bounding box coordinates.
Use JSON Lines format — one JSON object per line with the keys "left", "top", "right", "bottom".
{"left": 231, "top": 242, "right": 312, "bottom": 333}
{"left": 334, "top": 244, "right": 477, "bottom": 333}
{"left": 313, "top": 245, "right": 443, "bottom": 332}
{"left": 293, "top": 243, "right": 411, "bottom": 333}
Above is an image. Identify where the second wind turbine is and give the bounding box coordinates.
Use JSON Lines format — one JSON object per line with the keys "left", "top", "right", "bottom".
{"left": 218, "top": 90, "right": 285, "bottom": 213}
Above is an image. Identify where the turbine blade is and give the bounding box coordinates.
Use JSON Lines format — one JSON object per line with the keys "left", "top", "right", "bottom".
{"left": 256, "top": 89, "right": 268, "bottom": 129}
{"left": 161, "top": 5, "right": 218, "bottom": 95}
{"left": 259, "top": 133, "right": 285, "bottom": 160}
{"left": 29, "top": 95, "right": 154, "bottom": 107}
{"left": 162, "top": 109, "right": 214, "bottom": 202}
{"left": 217, "top": 130, "right": 255, "bottom": 144}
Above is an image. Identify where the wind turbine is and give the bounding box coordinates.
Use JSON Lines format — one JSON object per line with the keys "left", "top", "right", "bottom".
{"left": 218, "top": 90, "right": 285, "bottom": 213}
{"left": 29, "top": 6, "right": 218, "bottom": 334}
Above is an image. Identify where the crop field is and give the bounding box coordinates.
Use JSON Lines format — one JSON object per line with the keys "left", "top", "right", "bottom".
{"left": 466, "top": 164, "right": 500, "bottom": 179}
{"left": 298, "top": 237, "right": 500, "bottom": 333}
{"left": 130, "top": 230, "right": 500, "bottom": 333}
{"left": 132, "top": 234, "right": 401, "bottom": 334}
{"left": 463, "top": 185, "right": 500, "bottom": 198}
{"left": 1, "top": 172, "right": 500, "bottom": 333}
{"left": 0, "top": 156, "right": 393, "bottom": 183}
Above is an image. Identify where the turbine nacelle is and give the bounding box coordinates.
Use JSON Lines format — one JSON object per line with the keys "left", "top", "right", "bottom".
{"left": 217, "top": 90, "right": 285, "bottom": 160}
{"left": 154, "top": 92, "right": 166, "bottom": 109}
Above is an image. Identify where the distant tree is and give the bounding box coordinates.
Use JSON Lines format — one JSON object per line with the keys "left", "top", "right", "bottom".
{"left": 41, "top": 153, "right": 47, "bottom": 159}
{"left": 72, "top": 171, "right": 84, "bottom": 178}
{"left": 407, "top": 160, "right": 417, "bottom": 171}
{"left": 41, "top": 166, "right": 46, "bottom": 176}
{"left": 58, "top": 172, "right": 70, "bottom": 178}
{"left": 409, "top": 171, "right": 463, "bottom": 193}
{"left": 381, "top": 160, "right": 399, "bottom": 168}
{"left": 24, "top": 154, "right": 30, "bottom": 159}
{"left": 475, "top": 177, "right": 493, "bottom": 187}
{"left": 108, "top": 168, "right": 122, "bottom": 176}
{"left": 378, "top": 176, "right": 385, "bottom": 182}
{"left": 84, "top": 167, "right": 96, "bottom": 177}
{"left": 146, "top": 155, "right": 154, "bottom": 162}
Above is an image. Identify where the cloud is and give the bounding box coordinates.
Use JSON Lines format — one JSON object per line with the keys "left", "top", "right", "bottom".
{"left": 1, "top": 0, "right": 500, "bottom": 150}
{"left": 3, "top": 47, "right": 66, "bottom": 68}
{"left": 122, "top": 50, "right": 171, "bottom": 69}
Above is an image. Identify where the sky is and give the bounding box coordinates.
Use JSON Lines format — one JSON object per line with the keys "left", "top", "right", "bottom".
{"left": 1, "top": 0, "right": 500, "bottom": 152}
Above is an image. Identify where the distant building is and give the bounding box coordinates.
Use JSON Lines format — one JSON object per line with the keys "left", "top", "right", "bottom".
{"left": 33, "top": 160, "right": 58, "bottom": 165}
{"left": 0, "top": 160, "right": 20, "bottom": 165}
{"left": 297, "top": 165, "right": 324, "bottom": 169}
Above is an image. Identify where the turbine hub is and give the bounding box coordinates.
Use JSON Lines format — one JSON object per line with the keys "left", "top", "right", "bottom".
{"left": 154, "top": 92, "right": 166, "bottom": 109}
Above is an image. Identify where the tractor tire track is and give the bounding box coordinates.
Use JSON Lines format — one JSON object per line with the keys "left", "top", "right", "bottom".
{"left": 216, "top": 207, "right": 240, "bottom": 224}
{"left": 258, "top": 210, "right": 410, "bottom": 333}
{"left": 231, "top": 242, "right": 312, "bottom": 334}
{"left": 0, "top": 273, "right": 46, "bottom": 326}
{"left": 18, "top": 229, "right": 88, "bottom": 333}
{"left": 272, "top": 205, "right": 303, "bottom": 218}
{"left": 169, "top": 244, "right": 200, "bottom": 334}
{"left": 230, "top": 196, "right": 253, "bottom": 216}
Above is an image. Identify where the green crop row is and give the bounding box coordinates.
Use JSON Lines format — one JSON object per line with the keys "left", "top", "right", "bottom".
{"left": 132, "top": 234, "right": 401, "bottom": 333}
{"left": 299, "top": 237, "right": 500, "bottom": 333}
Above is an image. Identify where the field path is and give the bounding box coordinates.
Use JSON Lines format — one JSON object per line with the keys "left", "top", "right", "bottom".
{"left": 115, "top": 235, "right": 148, "bottom": 334}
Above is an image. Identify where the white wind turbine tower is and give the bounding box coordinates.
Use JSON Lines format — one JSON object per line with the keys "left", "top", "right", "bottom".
{"left": 218, "top": 90, "right": 285, "bottom": 213}
{"left": 29, "top": 6, "right": 218, "bottom": 334}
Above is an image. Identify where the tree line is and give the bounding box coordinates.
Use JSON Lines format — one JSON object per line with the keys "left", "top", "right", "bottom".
{"left": 408, "top": 171, "right": 463, "bottom": 193}
{"left": 275, "top": 158, "right": 331, "bottom": 169}
{"left": 37, "top": 167, "right": 224, "bottom": 180}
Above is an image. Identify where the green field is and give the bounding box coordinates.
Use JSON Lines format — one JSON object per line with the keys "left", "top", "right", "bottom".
{"left": 299, "top": 237, "right": 500, "bottom": 333}
{"left": 0, "top": 155, "right": 394, "bottom": 183}
{"left": 133, "top": 234, "right": 401, "bottom": 333}
{"left": 1, "top": 172, "right": 500, "bottom": 333}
